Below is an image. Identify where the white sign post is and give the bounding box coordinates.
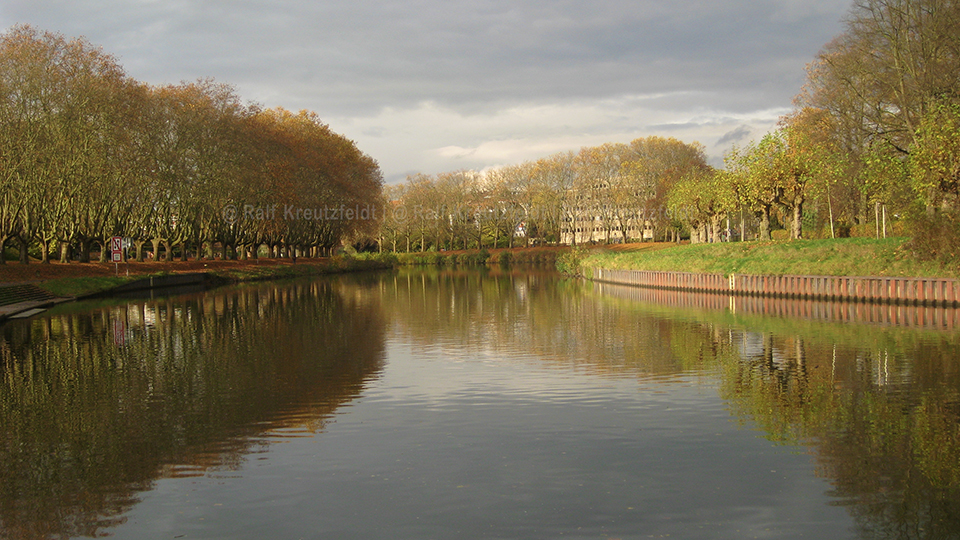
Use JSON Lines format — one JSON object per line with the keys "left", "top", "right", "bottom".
{"left": 110, "top": 236, "right": 123, "bottom": 275}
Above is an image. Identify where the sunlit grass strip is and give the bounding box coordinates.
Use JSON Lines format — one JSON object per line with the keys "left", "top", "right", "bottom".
{"left": 211, "top": 256, "right": 395, "bottom": 282}
{"left": 34, "top": 257, "right": 398, "bottom": 298}
{"left": 580, "top": 237, "right": 959, "bottom": 279}
{"left": 37, "top": 276, "right": 133, "bottom": 298}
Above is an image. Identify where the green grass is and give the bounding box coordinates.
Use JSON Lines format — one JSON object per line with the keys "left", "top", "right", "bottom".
{"left": 37, "top": 276, "right": 133, "bottom": 298}
{"left": 32, "top": 256, "right": 398, "bottom": 298}
{"left": 210, "top": 255, "right": 395, "bottom": 282}
{"left": 579, "top": 237, "right": 960, "bottom": 279}
{"left": 394, "top": 247, "right": 562, "bottom": 266}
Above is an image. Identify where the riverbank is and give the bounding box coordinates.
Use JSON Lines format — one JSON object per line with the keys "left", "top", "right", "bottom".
{"left": 0, "top": 247, "right": 566, "bottom": 318}
{"left": 394, "top": 246, "right": 565, "bottom": 266}
{"left": 0, "top": 246, "right": 566, "bottom": 288}
{"left": 0, "top": 256, "right": 397, "bottom": 323}
{"left": 576, "top": 237, "right": 960, "bottom": 279}
{"left": 0, "top": 256, "right": 396, "bottom": 295}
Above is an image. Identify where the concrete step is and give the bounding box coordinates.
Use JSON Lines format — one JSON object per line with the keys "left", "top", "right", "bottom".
{"left": 0, "top": 284, "right": 57, "bottom": 307}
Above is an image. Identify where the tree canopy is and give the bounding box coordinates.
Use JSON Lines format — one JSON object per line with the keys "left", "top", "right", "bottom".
{"left": 0, "top": 25, "right": 383, "bottom": 264}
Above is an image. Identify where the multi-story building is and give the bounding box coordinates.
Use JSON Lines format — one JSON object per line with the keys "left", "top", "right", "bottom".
{"left": 559, "top": 183, "right": 654, "bottom": 245}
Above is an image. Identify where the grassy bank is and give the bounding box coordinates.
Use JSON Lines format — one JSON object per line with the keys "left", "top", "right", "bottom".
{"left": 27, "top": 255, "right": 397, "bottom": 299}
{"left": 38, "top": 276, "right": 133, "bottom": 298}
{"left": 394, "top": 246, "right": 564, "bottom": 267}
{"left": 208, "top": 254, "right": 394, "bottom": 283}
{"left": 576, "top": 237, "right": 960, "bottom": 279}
{"left": 19, "top": 247, "right": 569, "bottom": 300}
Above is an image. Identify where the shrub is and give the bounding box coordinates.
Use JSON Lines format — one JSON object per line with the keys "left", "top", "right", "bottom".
{"left": 457, "top": 252, "right": 479, "bottom": 265}
{"left": 556, "top": 248, "right": 585, "bottom": 275}
{"left": 372, "top": 252, "right": 399, "bottom": 267}
{"left": 396, "top": 253, "right": 416, "bottom": 265}
{"left": 907, "top": 210, "right": 960, "bottom": 263}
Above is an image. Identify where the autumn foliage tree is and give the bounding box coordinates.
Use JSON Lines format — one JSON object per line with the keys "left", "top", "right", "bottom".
{"left": 0, "top": 25, "right": 136, "bottom": 263}
{"left": 908, "top": 100, "right": 960, "bottom": 259}
{"left": 379, "top": 137, "right": 708, "bottom": 250}
{"left": 794, "top": 0, "right": 960, "bottom": 250}
{"left": 0, "top": 25, "right": 383, "bottom": 264}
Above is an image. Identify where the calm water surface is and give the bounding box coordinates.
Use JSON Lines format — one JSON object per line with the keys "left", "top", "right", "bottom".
{"left": 2, "top": 268, "right": 959, "bottom": 539}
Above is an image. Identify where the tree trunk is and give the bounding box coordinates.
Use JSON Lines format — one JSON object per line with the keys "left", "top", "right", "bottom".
{"left": 710, "top": 214, "right": 723, "bottom": 243}
{"left": 826, "top": 184, "right": 835, "bottom": 239}
{"left": 39, "top": 238, "right": 50, "bottom": 263}
{"left": 882, "top": 205, "right": 887, "bottom": 238}
{"left": 689, "top": 224, "right": 701, "bottom": 244}
{"left": 163, "top": 240, "right": 173, "bottom": 262}
{"left": 59, "top": 241, "right": 70, "bottom": 263}
{"left": 757, "top": 207, "right": 772, "bottom": 241}
{"left": 17, "top": 236, "right": 29, "bottom": 264}
{"left": 78, "top": 238, "right": 92, "bottom": 263}
{"left": 151, "top": 238, "right": 161, "bottom": 261}
{"left": 791, "top": 199, "right": 803, "bottom": 239}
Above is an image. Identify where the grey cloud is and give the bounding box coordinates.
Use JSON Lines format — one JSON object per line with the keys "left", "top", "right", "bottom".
{"left": 717, "top": 125, "right": 753, "bottom": 146}
{"left": 3, "top": 0, "right": 850, "bottom": 115}
{"left": 1, "top": 0, "right": 852, "bottom": 178}
{"left": 645, "top": 121, "right": 706, "bottom": 132}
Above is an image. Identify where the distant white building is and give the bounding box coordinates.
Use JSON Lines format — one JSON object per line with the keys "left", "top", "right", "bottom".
{"left": 559, "top": 184, "right": 652, "bottom": 245}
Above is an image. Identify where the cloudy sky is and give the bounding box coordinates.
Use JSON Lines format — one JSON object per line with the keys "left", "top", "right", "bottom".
{"left": 2, "top": 1, "right": 852, "bottom": 183}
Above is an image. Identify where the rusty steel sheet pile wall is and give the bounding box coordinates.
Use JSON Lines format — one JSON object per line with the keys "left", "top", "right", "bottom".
{"left": 591, "top": 268, "right": 960, "bottom": 307}
{"left": 594, "top": 281, "right": 960, "bottom": 331}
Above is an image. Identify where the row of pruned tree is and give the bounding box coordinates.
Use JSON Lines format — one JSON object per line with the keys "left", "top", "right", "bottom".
{"left": 378, "top": 137, "right": 707, "bottom": 251}
{"left": 670, "top": 108, "right": 844, "bottom": 243}
{"left": 671, "top": 0, "right": 960, "bottom": 252}
{"left": 0, "top": 25, "right": 382, "bottom": 264}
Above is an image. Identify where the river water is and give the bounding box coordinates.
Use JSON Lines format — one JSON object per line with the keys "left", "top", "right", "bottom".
{"left": 1, "top": 268, "right": 959, "bottom": 539}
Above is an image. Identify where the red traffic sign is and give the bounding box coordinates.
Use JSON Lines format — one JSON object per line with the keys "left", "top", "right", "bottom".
{"left": 110, "top": 236, "right": 123, "bottom": 262}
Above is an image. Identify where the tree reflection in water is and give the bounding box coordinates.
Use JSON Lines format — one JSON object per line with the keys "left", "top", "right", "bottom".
{"left": 595, "top": 281, "right": 960, "bottom": 540}
{"left": 0, "top": 277, "right": 386, "bottom": 539}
